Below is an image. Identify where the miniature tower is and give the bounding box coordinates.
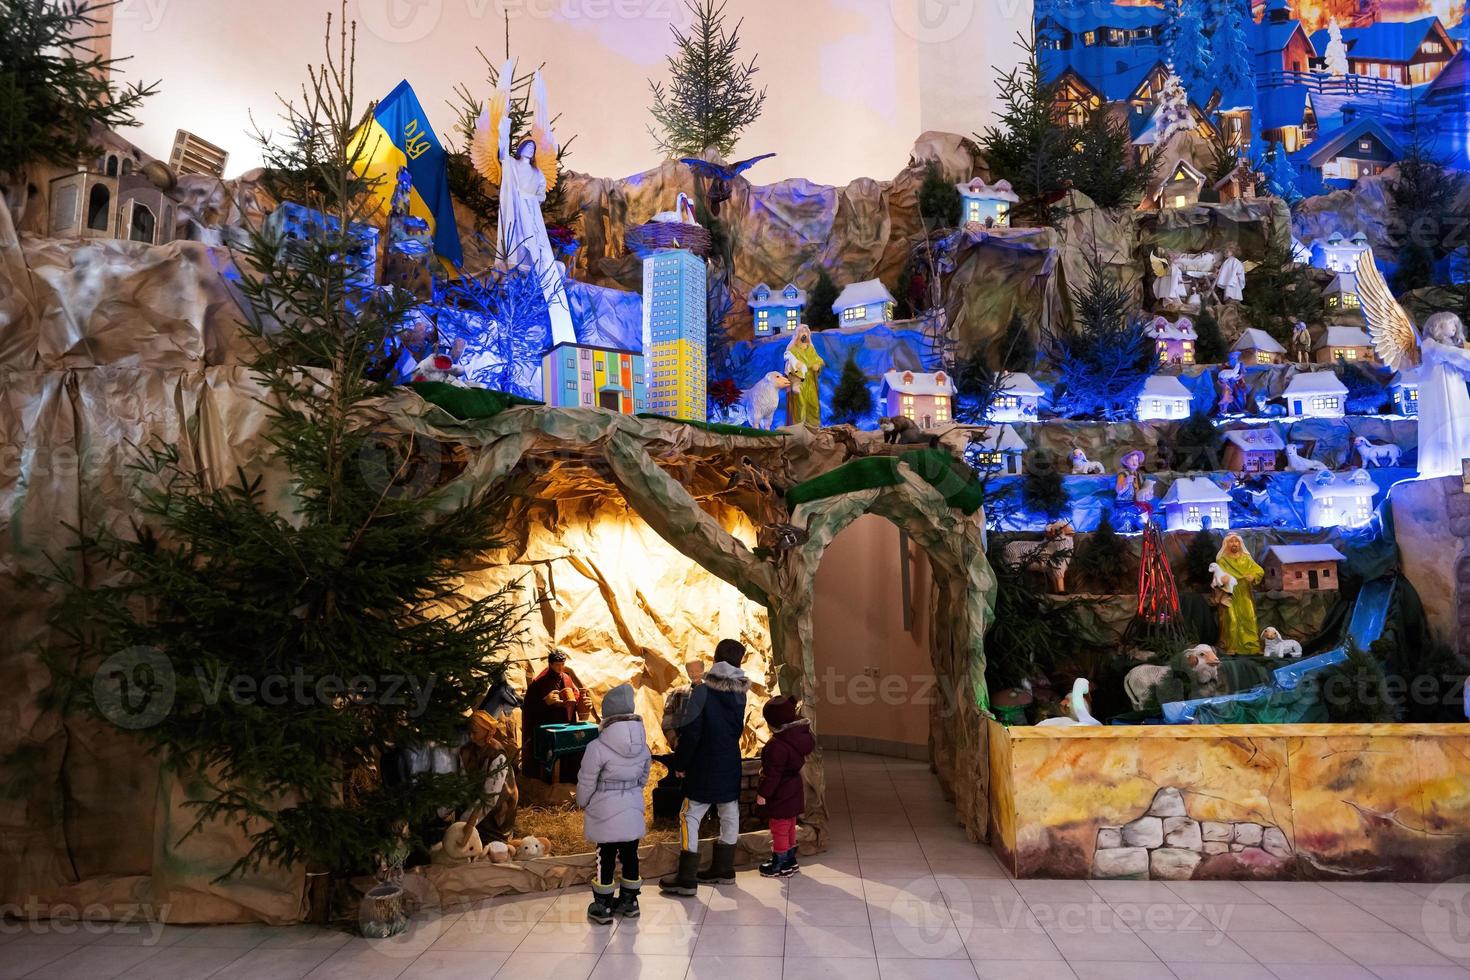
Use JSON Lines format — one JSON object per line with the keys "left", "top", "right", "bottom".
{"left": 641, "top": 248, "right": 708, "bottom": 421}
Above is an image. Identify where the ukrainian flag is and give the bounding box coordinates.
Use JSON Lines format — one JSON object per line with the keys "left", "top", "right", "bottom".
{"left": 350, "top": 80, "right": 463, "bottom": 268}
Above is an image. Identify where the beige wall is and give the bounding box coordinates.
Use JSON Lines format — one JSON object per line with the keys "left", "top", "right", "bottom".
{"left": 810, "top": 513, "right": 936, "bottom": 749}
{"left": 109, "top": 0, "right": 1030, "bottom": 185}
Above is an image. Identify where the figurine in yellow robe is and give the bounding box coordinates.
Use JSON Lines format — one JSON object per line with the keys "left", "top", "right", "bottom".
{"left": 1215, "top": 533, "right": 1264, "bottom": 655}
{"left": 783, "top": 325, "right": 825, "bottom": 426}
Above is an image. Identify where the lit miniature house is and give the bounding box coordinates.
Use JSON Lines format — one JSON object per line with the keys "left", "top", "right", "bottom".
{"left": 955, "top": 178, "right": 1019, "bottom": 228}
{"left": 1153, "top": 160, "right": 1208, "bottom": 210}
{"left": 265, "top": 202, "right": 379, "bottom": 285}
{"left": 881, "top": 370, "right": 955, "bottom": 428}
{"left": 1310, "top": 231, "right": 1372, "bottom": 274}
{"left": 968, "top": 424, "right": 1026, "bottom": 475}
{"left": 989, "top": 372, "right": 1043, "bottom": 422}
{"left": 1323, "top": 272, "right": 1363, "bottom": 319}
{"left": 1148, "top": 316, "right": 1198, "bottom": 367}
{"left": 1392, "top": 365, "right": 1422, "bottom": 415}
{"left": 1223, "top": 428, "right": 1286, "bottom": 474}
{"left": 1263, "top": 544, "right": 1346, "bottom": 593}
{"left": 1136, "top": 374, "right": 1193, "bottom": 421}
{"left": 832, "top": 279, "right": 896, "bottom": 328}
{"left": 1162, "top": 476, "right": 1233, "bottom": 532}
{"left": 542, "top": 342, "right": 647, "bottom": 415}
{"left": 748, "top": 282, "right": 805, "bottom": 337}
{"left": 1231, "top": 328, "right": 1288, "bottom": 366}
{"left": 1313, "top": 325, "right": 1375, "bottom": 364}
{"left": 1284, "top": 371, "right": 1348, "bottom": 418}
{"left": 1294, "top": 468, "right": 1377, "bottom": 528}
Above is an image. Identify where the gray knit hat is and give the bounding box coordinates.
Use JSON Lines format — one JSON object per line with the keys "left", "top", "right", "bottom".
{"left": 602, "top": 683, "right": 635, "bottom": 718}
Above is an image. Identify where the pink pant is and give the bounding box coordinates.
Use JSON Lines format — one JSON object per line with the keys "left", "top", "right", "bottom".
{"left": 769, "top": 817, "right": 796, "bottom": 852}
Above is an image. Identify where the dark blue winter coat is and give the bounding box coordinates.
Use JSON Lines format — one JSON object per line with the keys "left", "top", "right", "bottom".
{"left": 672, "top": 661, "right": 750, "bottom": 804}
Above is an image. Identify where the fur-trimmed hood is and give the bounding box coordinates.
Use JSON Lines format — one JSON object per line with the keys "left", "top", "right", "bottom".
{"left": 704, "top": 660, "right": 751, "bottom": 693}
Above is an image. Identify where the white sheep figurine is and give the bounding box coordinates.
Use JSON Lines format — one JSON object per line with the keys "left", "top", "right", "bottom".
{"left": 745, "top": 371, "right": 791, "bottom": 430}
{"left": 1000, "top": 521, "right": 1075, "bottom": 594}
{"left": 1070, "top": 449, "right": 1105, "bottom": 475}
{"left": 1353, "top": 436, "right": 1402, "bottom": 468}
{"left": 1285, "top": 443, "right": 1328, "bottom": 473}
{"left": 1260, "top": 627, "right": 1303, "bottom": 659}
{"left": 1209, "top": 562, "right": 1237, "bottom": 594}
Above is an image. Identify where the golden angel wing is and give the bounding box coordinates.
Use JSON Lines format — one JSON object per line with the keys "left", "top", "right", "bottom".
{"left": 469, "top": 58, "right": 516, "bottom": 186}
{"left": 530, "top": 70, "right": 558, "bottom": 194}
{"left": 1356, "top": 248, "right": 1420, "bottom": 369}
{"left": 1149, "top": 251, "right": 1169, "bottom": 278}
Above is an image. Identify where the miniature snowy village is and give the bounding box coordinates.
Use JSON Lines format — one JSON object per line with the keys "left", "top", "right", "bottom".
{"left": 4, "top": 0, "right": 1470, "bottom": 939}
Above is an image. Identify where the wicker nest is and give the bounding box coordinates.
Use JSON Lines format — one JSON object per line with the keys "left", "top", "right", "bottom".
{"left": 624, "top": 221, "right": 712, "bottom": 259}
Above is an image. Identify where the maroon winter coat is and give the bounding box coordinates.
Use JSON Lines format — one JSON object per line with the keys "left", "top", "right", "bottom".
{"left": 756, "top": 719, "right": 816, "bottom": 820}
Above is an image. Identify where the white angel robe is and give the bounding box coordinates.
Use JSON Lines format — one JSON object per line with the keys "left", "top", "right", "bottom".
{"left": 1154, "top": 259, "right": 1187, "bottom": 302}
{"left": 498, "top": 155, "right": 577, "bottom": 347}
{"left": 1416, "top": 338, "right": 1470, "bottom": 479}
{"left": 1216, "top": 256, "right": 1246, "bottom": 302}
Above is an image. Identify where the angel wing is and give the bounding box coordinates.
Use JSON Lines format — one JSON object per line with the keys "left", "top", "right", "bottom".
{"left": 469, "top": 58, "right": 515, "bottom": 186}
{"left": 530, "top": 70, "right": 559, "bottom": 194}
{"left": 1149, "top": 251, "right": 1170, "bottom": 278}
{"left": 1356, "top": 248, "right": 1420, "bottom": 369}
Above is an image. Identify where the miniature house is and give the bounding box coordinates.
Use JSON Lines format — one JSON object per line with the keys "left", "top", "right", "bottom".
{"left": 1263, "top": 544, "right": 1346, "bottom": 593}
{"left": 989, "top": 372, "right": 1043, "bottom": 422}
{"left": 1148, "top": 316, "right": 1198, "bottom": 367}
{"left": 1136, "top": 374, "right": 1193, "bottom": 421}
{"left": 116, "top": 176, "right": 176, "bottom": 246}
{"left": 542, "top": 342, "right": 648, "bottom": 415}
{"left": 881, "top": 370, "right": 955, "bottom": 428}
{"left": 832, "top": 279, "right": 896, "bottom": 328}
{"left": 1284, "top": 371, "right": 1348, "bottom": 418}
{"left": 48, "top": 171, "right": 119, "bottom": 239}
{"left": 265, "top": 201, "right": 379, "bottom": 285}
{"left": 1323, "top": 273, "right": 1364, "bottom": 321}
{"left": 1231, "top": 328, "right": 1287, "bottom": 366}
{"left": 968, "top": 424, "right": 1026, "bottom": 475}
{"left": 1294, "top": 468, "right": 1377, "bottom": 528}
{"left": 748, "top": 282, "right": 806, "bottom": 337}
{"left": 1392, "top": 366, "right": 1423, "bottom": 416}
{"left": 1152, "top": 160, "right": 1208, "bottom": 210}
{"left": 1310, "top": 232, "right": 1372, "bottom": 274}
{"left": 955, "top": 178, "right": 1019, "bottom": 228}
{"left": 1313, "top": 325, "right": 1374, "bottom": 364}
{"left": 1223, "top": 428, "right": 1286, "bottom": 474}
{"left": 1162, "top": 476, "right": 1233, "bottom": 532}
{"left": 1212, "top": 160, "right": 1259, "bottom": 206}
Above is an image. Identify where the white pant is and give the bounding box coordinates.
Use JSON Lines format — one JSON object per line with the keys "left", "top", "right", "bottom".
{"left": 681, "top": 799, "right": 740, "bottom": 852}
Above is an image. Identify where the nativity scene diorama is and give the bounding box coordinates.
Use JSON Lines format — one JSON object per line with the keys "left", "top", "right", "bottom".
{"left": 5, "top": 0, "right": 1470, "bottom": 942}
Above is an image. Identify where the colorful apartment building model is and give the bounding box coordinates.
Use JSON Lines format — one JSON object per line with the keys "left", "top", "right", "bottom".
{"left": 641, "top": 248, "right": 708, "bottom": 421}
{"left": 541, "top": 342, "right": 647, "bottom": 414}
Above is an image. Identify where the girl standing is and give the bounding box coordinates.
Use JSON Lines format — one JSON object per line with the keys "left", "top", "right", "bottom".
{"left": 576, "top": 684, "right": 651, "bottom": 923}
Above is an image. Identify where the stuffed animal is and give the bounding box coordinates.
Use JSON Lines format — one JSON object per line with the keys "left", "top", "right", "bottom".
{"left": 1070, "top": 449, "right": 1105, "bottom": 475}
{"left": 431, "top": 816, "right": 489, "bottom": 866}
{"left": 745, "top": 372, "right": 790, "bottom": 430}
{"left": 880, "top": 415, "right": 931, "bottom": 445}
{"left": 512, "top": 835, "right": 551, "bottom": 861}
{"left": 1260, "top": 627, "right": 1303, "bottom": 659}
{"left": 1353, "top": 436, "right": 1402, "bottom": 468}
{"left": 486, "top": 840, "right": 513, "bottom": 864}
{"left": 1285, "top": 443, "right": 1328, "bottom": 473}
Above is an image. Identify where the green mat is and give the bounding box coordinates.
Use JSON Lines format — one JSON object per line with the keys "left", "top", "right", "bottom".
{"left": 410, "top": 382, "right": 542, "bottom": 419}
{"left": 787, "top": 449, "right": 982, "bottom": 515}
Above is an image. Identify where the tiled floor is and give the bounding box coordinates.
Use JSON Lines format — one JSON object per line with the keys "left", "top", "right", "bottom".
{"left": 5, "top": 752, "right": 1470, "bottom": 980}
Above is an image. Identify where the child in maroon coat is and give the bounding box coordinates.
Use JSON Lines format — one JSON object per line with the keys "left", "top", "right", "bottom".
{"left": 755, "top": 696, "right": 815, "bottom": 877}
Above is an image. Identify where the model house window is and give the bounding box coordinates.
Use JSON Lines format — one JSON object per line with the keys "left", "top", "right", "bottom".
{"left": 1187, "top": 505, "right": 1201, "bottom": 524}
{"left": 996, "top": 395, "right": 1018, "bottom": 409}
{"left": 901, "top": 394, "right": 915, "bottom": 419}
{"left": 935, "top": 398, "right": 950, "bottom": 424}
{"left": 1356, "top": 500, "right": 1371, "bottom": 522}
{"left": 786, "top": 310, "right": 799, "bottom": 329}
{"left": 1210, "top": 506, "right": 1224, "bottom": 525}
{"left": 756, "top": 310, "right": 769, "bottom": 329}
{"left": 1339, "top": 348, "right": 1357, "bottom": 360}
{"left": 1158, "top": 342, "right": 1170, "bottom": 364}
{"left": 1311, "top": 395, "right": 1339, "bottom": 412}
{"left": 1257, "top": 352, "right": 1273, "bottom": 365}
{"left": 1173, "top": 194, "right": 1188, "bottom": 208}
{"left": 1358, "top": 139, "right": 1373, "bottom": 153}
{"left": 843, "top": 306, "right": 865, "bottom": 322}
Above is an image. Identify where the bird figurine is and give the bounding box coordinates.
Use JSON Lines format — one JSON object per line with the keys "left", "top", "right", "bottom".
{"left": 678, "top": 153, "right": 776, "bottom": 216}
{"left": 1036, "top": 678, "right": 1102, "bottom": 727}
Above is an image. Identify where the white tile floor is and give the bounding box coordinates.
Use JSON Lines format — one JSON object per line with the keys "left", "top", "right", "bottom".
{"left": 5, "top": 752, "right": 1470, "bottom": 980}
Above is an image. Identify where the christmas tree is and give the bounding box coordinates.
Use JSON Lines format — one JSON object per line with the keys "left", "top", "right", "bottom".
{"left": 978, "top": 32, "right": 1074, "bottom": 226}
{"left": 647, "top": 0, "right": 766, "bottom": 158}
{"left": 807, "top": 267, "right": 839, "bottom": 330}
{"left": 1169, "top": 3, "right": 1214, "bottom": 95}
{"left": 1070, "top": 103, "right": 1155, "bottom": 208}
{"left": 829, "top": 352, "right": 873, "bottom": 425}
{"left": 1155, "top": 70, "right": 1196, "bottom": 147}
{"left": 918, "top": 161, "right": 962, "bottom": 229}
{"left": 1210, "top": 0, "right": 1254, "bottom": 94}
{"left": 1325, "top": 20, "right": 1350, "bottom": 76}
{"left": 1183, "top": 528, "right": 1220, "bottom": 589}
{"left": 999, "top": 310, "right": 1036, "bottom": 373}
{"left": 1260, "top": 141, "right": 1303, "bottom": 203}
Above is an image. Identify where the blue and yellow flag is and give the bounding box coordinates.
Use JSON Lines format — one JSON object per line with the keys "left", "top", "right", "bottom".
{"left": 351, "top": 80, "right": 462, "bottom": 268}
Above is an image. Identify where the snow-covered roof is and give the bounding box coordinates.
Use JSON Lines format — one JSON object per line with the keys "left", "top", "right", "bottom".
{"left": 1284, "top": 371, "right": 1349, "bottom": 395}
{"left": 972, "top": 424, "right": 1026, "bottom": 454}
{"left": 1394, "top": 365, "right": 1425, "bottom": 388}
{"left": 1140, "top": 374, "right": 1192, "bottom": 400}
{"left": 1295, "top": 468, "right": 1376, "bottom": 499}
{"left": 1148, "top": 317, "right": 1197, "bottom": 342}
{"left": 1314, "top": 325, "right": 1372, "bottom": 349}
{"left": 881, "top": 370, "right": 955, "bottom": 397}
{"left": 998, "top": 372, "right": 1044, "bottom": 398}
{"left": 1163, "top": 476, "right": 1233, "bottom": 505}
{"left": 1231, "top": 328, "right": 1287, "bottom": 354}
{"left": 748, "top": 282, "right": 807, "bottom": 308}
{"left": 832, "top": 278, "right": 895, "bottom": 313}
{"left": 1223, "top": 428, "right": 1286, "bottom": 452}
{"left": 1266, "top": 544, "right": 1346, "bottom": 565}
{"left": 955, "top": 178, "right": 1019, "bottom": 203}
{"left": 1323, "top": 272, "right": 1360, "bottom": 297}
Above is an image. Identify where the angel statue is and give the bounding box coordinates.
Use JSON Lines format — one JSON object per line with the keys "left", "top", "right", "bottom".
{"left": 1358, "top": 249, "right": 1470, "bottom": 479}
{"left": 471, "top": 60, "right": 577, "bottom": 347}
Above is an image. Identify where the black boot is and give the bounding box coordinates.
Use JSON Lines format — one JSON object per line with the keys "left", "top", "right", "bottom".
{"left": 587, "top": 879, "right": 617, "bottom": 924}
{"left": 779, "top": 847, "right": 800, "bottom": 877}
{"left": 758, "top": 849, "right": 787, "bottom": 878}
{"left": 697, "top": 842, "right": 737, "bottom": 885}
{"left": 659, "top": 849, "right": 701, "bottom": 897}
{"left": 616, "top": 878, "right": 641, "bottom": 918}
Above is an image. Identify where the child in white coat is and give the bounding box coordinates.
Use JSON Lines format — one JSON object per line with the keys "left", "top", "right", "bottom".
{"left": 576, "top": 684, "right": 651, "bottom": 923}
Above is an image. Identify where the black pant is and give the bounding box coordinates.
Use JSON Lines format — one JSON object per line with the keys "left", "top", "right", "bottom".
{"left": 597, "top": 841, "right": 640, "bottom": 884}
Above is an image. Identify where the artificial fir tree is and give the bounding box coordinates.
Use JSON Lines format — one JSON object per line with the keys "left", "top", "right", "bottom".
{"left": 1154, "top": 71, "right": 1196, "bottom": 147}
{"left": 647, "top": 0, "right": 766, "bottom": 158}
{"left": 1047, "top": 248, "right": 1154, "bottom": 420}
{"left": 1169, "top": 3, "right": 1214, "bottom": 95}
{"left": 1173, "top": 411, "right": 1223, "bottom": 471}
{"left": 1390, "top": 130, "right": 1464, "bottom": 293}
{"left": 1210, "top": 0, "right": 1254, "bottom": 94}
{"left": 998, "top": 310, "right": 1036, "bottom": 373}
{"left": 45, "top": 13, "right": 522, "bottom": 914}
{"left": 1077, "top": 513, "right": 1129, "bottom": 593}
{"left": 829, "top": 352, "right": 873, "bottom": 426}
{"left": 1243, "top": 230, "right": 1323, "bottom": 341}
{"left": 1259, "top": 141, "right": 1304, "bottom": 203}
{"left": 1194, "top": 306, "right": 1226, "bottom": 364}
{"left": 1022, "top": 458, "right": 1069, "bottom": 521}
{"left": 1325, "top": 19, "right": 1350, "bottom": 76}
{"left": 1069, "top": 103, "right": 1154, "bottom": 208}
{"left": 0, "top": 0, "right": 158, "bottom": 215}
{"left": 1184, "top": 527, "right": 1219, "bottom": 589}
{"left": 807, "top": 267, "right": 839, "bottom": 330}
{"left": 918, "top": 161, "right": 962, "bottom": 229}
{"left": 978, "top": 33, "right": 1073, "bottom": 227}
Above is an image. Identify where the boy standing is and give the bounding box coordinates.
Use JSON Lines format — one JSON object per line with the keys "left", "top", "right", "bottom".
{"left": 659, "top": 639, "right": 750, "bottom": 896}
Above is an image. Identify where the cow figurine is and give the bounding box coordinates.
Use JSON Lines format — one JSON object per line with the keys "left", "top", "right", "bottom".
{"left": 1000, "top": 521, "right": 1075, "bottom": 594}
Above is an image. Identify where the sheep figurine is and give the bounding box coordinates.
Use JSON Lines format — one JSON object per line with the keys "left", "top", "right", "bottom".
{"left": 1123, "top": 644, "right": 1222, "bottom": 712}
{"left": 1209, "top": 562, "right": 1237, "bottom": 595}
{"left": 999, "top": 521, "right": 1075, "bottom": 594}
{"left": 1285, "top": 443, "right": 1328, "bottom": 473}
{"left": 745, "top": 371, "right": 791, "bottom": 430}
{"left": 1354, "top": 436, "right": 1402, "bottom": 468}
{"left": 1260, "top": 627, "right": 1303, "bottom": 659}
{"left": 1070, "top": 449, "right": 1105, "bottom": 475}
